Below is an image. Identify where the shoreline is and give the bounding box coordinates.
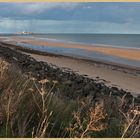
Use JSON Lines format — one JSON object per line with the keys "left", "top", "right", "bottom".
{"left": 1, "top": 42, "right": 140, "bottom": 96}
{"left": 2, "top": 34, "right": 140, "bottom": 50}
{"left": 24, "top": 53, "right": 140, "bottom": 96}
{"left": 1, "top": 41, "right": 140, "bottom": 72}
{"left": 5, "top": 35, "right": 140, "bottom": 62}
{"left": 1, "top": 35, "right": 140, "bottom": 68}
{"left": 22, "top": 35, "right": 140, "bottom": 50}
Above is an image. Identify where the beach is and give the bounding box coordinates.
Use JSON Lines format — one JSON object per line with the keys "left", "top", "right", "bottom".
{"left": 5, "top": 35, "right": 140, "bottom": 62}
{"left": 24, "top": 52, "right": 140, "bottom": 96}
{"left": 0, "top": 35, "right": 140, "bottom": 96}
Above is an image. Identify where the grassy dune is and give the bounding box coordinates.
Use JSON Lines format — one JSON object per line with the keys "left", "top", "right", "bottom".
{"left": 0, "top": 58, "right": 140, "bottom": 138}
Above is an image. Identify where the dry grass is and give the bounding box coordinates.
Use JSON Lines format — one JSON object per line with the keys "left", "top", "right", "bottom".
{"left": 67, "top": 100, "right": 107, "bottom": 138}
{"left": 119, "top": 101, "right": 140, "bottom": 138}
{"left": 0, "top": 58, "right": 76, "bottom": 137}
{"left": 0, "top": 58, "right": 140, "bottom": 138}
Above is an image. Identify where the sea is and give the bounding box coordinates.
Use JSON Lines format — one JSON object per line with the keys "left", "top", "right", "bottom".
{"left": 1, "top": 33, "right": 140, "bottom": 68}
{"left": 1, "top": 33, "right": 140, "bottom": 48}
{"left": 31, "top": 34, "right": 140, "bottom": 49}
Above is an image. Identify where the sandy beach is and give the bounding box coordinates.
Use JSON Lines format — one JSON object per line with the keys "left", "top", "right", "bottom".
{"left": 22, "top": 52, "right": 140, "bottom": 96}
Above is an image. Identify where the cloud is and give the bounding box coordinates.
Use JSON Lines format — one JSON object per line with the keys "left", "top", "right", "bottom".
{"left": 0, "top": 3, "right": 79, "bottom": 18}
{"left": 20, "top": 3, "right": 79, "bottom": 14}
{"left": 0, "top": 3, "right": 140, "bottom": 33}
{"left": 1, "top": 19, "right": 140, "bottom": 34}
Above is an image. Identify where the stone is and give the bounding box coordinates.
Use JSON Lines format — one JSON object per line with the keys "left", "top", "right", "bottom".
{"left": 111, "top": 86, "right": 119, "bottom": 91}
{"left": 63, "top": 80, "right": 72, "bottom": 85}
{"left": 101, "top": 86, "right": 110, "bottom": 95}
{"left": 76, "top": 75, "right": 83, "bottom": 83}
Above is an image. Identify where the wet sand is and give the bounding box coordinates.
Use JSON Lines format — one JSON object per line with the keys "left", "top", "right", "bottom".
{"left": 6, "top": 36, "right": 140, "bottom": 62}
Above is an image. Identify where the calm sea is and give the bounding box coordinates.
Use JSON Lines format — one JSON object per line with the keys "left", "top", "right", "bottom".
{"left": 31, "top": 34, "right": 140, "bottom": 49}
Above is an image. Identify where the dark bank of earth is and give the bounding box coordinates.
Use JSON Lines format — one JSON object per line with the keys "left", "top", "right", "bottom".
{"left": 0, "top": 43, "right": 140, "bottom": 107}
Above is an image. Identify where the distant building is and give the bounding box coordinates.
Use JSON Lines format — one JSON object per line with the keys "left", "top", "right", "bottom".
{"left": 16, "top": 31, "right": 33, "bottom": 35}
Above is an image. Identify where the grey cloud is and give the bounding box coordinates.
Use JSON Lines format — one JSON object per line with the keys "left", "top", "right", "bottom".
{"left": 0, "top": 2, "right": 140, "bottom": 24}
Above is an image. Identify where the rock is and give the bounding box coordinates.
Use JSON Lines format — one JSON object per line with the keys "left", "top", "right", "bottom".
{"left": 111, "top": 86, "right": 119, "bottom": 91}
{"left": 101, "top": 86, "right": 110, "bottom": 95}
{"left": 125, "top": 92, "right": 133, "bottom": 99}
{"left": 89, "top": 90, "right": 96, "bottom": 98}
{"left": 76, "top": 75, "right": 83, "bottom": 83}
{"left": 118, "top": 89, "right": 126, "bottom": 97}
{"left": 84, "top": 84, "right": 91, "bottom": 91}
{"left": 135, "top": 95, "right": 140, "bottom": 104}
{"left": 83, "top": 87, "right": 90, "bottom": 96}
{"left": 28, "top": 64, "right": 35, "bottom": 71}
{"left": 12, "top": 57, "right": 18, "bottom": 61}
{"left": 111, "top": 91, "right": 119, "bottom": 96}
{"left": 137, "top": 95, "right": 140, "bottom": 99}
{"left": 63, "top": 80, "right": 72, "bottom": 86}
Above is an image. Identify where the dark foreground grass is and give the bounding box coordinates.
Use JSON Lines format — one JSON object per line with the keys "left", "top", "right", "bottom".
{"left": 0, "top": 58, "right": 140, "bottom": 138}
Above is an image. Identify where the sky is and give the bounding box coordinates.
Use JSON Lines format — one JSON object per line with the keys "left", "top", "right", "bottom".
{"left": 0, "top": 2, "right": 140, "bottom": 34}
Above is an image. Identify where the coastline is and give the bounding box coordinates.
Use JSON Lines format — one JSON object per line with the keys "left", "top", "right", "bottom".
{"left": 27, "top": 53, "right": 140, "bottom": 95}
{"left": 1, "top": 41, "right": 140, "bottom": 71}
{"left": 5, "top": 35, "right": 140, "bottom": 62}
{"left": 0, "top": 41, "right": 140, "bottom": 96}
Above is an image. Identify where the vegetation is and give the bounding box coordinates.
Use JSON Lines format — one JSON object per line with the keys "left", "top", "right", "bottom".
{"left": 0, "top": 58, "right": 140, "bottom": 138}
